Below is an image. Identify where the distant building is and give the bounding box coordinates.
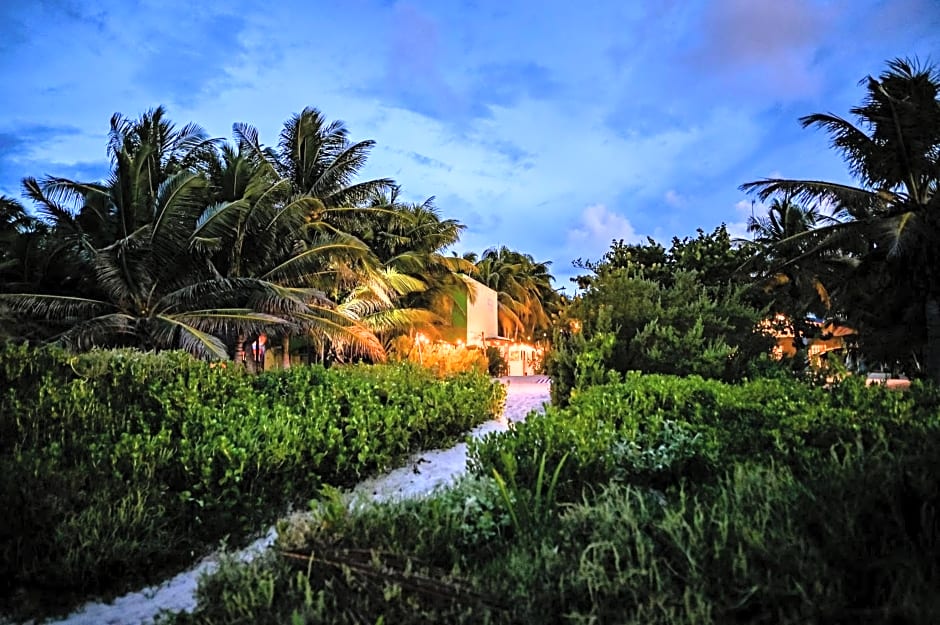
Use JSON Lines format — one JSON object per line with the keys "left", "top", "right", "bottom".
{"left": 444, "top": 277, "right": 499, "bottom": 345}
{"left": 442, "top": 276, "right": 541, "bottom": 376}
{"left": 766, "top": 313, "right": 855, "bottom": 363}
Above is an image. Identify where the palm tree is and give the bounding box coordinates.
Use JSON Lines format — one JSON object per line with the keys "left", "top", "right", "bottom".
{"left": 744, "top": 196, "right": 843, "bottom": 312}
{"left": 474, "top": 246, "right": 557, "bottom": 340}
{"left": 0, "top": 196, "right": 44, "bottom": 289}
{"left": 234, "top": 107, "right": 393, "bottom": 220}
{"left": 1, "top": 110, "right": 296, "bottom": 359}
{"left": 336, "top": 268, "right": 440, "bottom": 349}
{"left": 0, "top": 196, "right": 49, "bottom": 341}
{"left": 194, "top": 140, "right": 385, "bottom": 366}
{"left": 225, "top": 109, "right": 397, "bottom": 364}
{"left": 741, "top": 58, "right": 940, "bottom": 380}
{"left": 359, "top": 187, "right": 476, "bottom": 332}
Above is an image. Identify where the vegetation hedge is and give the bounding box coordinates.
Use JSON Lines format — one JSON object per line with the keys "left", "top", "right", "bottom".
{"left": 168, "top": 387, "right": 940, "bottom": 624}
{"left": 468, "top": 372, "right": 940, "bottom": 499}
{"left": 0, "top": 343, "right": 504, "bottom": 617}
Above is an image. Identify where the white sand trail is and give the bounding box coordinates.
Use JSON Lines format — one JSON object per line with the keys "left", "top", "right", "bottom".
{"left": 39, "top": 376, "right": 549, "bottom": 625}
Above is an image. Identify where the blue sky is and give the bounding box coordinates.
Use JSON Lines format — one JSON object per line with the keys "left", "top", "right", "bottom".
{"left": 1, "top": 0, "right": 937, "bottom": 287}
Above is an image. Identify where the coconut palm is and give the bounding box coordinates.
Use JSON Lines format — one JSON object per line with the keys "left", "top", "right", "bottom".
{"left": 337, "top": 268, "right": 440, "bottom": 347}
{"left": 474, "top": 246, "right": 557, "bottom": 340}
{"left": 359, "top": 187, "right": 476, "bottom": 330}
{"left": 1, "top": 110, "right": 297, "bottom": 359}
{"left": 222, "top": 110, "right": 399, "bottom": 364}
{"left": 741, "top": 58, "right": 940, "bottom": 380}
{"left": 233, "top": 107, "right": 393, "bottom": 222}
{"left": 744, "top": 196, "right": 844, "bottom": 313}
{"left": 194, "top": 141, "right": 385, "bottom": 365}
{"left": 0, "top": 196, "right": 44, "bottom": 288}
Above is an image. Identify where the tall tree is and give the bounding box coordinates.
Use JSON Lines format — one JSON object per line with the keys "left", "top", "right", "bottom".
{"left": 227, "top": 108, "right": 399, "bottom": 363}
{"left": 741, "top": 58, "right": 940, "bottom": 380}
{"left": 1, "top": 109, "right": 297, "bottom": 358}
{"left": 194, "top": 140, "right": 384, "bottom": 365}
{"left": 745, "top": 197, "right": 843, "bottom": 312}
{"left": 0, "top": 196, "right": 45, "bottom": 290}
{"left": 360, "top": 187, "right": 476, "bottom": 333}
{"left": 474, "top": 246, "right": 558, "bottom": 340}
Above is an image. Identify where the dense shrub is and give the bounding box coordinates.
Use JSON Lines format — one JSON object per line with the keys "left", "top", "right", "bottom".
{"left": 169, "top": 439, "right": 940, "bottom": 624}
{"left": 494, "top": 448, "right": 940, "bottom": 624}
{"left": 548, "top": 228, "right": 774, "bottom": 406}
{"left": 484, "top": 346, "right": 508, "bottom": 377}
{"left": 388, "top": 334, "right": 489, "bottom": 377}
{"left": 162, "top": 373, "right": 940, "bottom": 624}
{"left": 468, "top": 372, "right": 940, "bottom": 500}
{"left": 0, "top": 343, "right": 504, "bottom": 617}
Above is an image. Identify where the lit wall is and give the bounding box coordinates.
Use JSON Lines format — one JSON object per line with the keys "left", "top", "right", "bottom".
{"left": 466, "top": 278, "right": 499, "bottom": 344}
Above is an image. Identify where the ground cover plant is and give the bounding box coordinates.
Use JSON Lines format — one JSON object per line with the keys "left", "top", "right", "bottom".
{"left": 165, "top": 372, "right": 940, "bottom": 624}
{"left": 0, "top": 343, "right": 504, "bottom": 619}
{"left": 468, "top": 371, "right": 940, "bottom": 499}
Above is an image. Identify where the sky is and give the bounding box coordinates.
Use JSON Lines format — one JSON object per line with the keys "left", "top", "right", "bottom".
{"left": 1, "top": 0, "right": 937, "bottom": 289}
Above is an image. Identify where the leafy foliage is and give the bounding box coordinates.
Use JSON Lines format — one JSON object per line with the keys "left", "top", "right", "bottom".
{"left": 484, "top": 345, "right": 508, "bottom": 376}
{"left": 548, "top": 227, "right": 772, "bottom": 405}
{"left": 469, "top": 372, "right": 939, "bottom": 499}
{"left": 169, "top": 373, "right": 940, "bottom": 625}
{"left": 470, "top": 246, "right": 562, "bottom": 340}
{"left": 0, "top": 107, "right": 554, "bottom": 365}
{"left": 741, "top": 57, "right": 940, "bottom": 380}
{"left": 387, "top": 334, "right": 490, "bottom": 377}
{"left": 0, "top": 344, "right": 504, "bottom": 618}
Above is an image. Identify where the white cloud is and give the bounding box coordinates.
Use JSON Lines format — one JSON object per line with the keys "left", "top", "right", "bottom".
{"left": 664, "top": 189, "right": 685, "bottom": 207}
{"left": 726, "top": 198, "right": 765, "bottom": 241}
{"left": 566, "top": 203, "right": 644, "bottom": 257}
{"left": 725, "top": 221, "right": 752, "bottom": 241}
{"left": 734, "top": 199, "right": 756, "bottom": 216}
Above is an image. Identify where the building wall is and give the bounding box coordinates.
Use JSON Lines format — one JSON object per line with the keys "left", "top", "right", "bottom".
{"left": 466, "top": 279, "right": 498, "bottom": 344}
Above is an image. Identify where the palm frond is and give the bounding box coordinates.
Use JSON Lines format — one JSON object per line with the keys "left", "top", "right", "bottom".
{"left": 358, "top": 307, "right": 441, "bottom": 334}
{"left": 799, "top": 113, "right": 881, "bottom": 186}
{"left": 0, "top": 293, "right": 115, "bottom": 319}
{"left": 173, "top": 309, "right": 288, "bottom": 336}
{"left": 375, "top": 267, "right": 427, "bottom": 296}
{"left": 151, "top": 171, "right": 206, "bottom": 248}
{"left": 192, "top": 199, "right": 249, "bottom": 242}
{"left": 233, "top": 122, "right": 281, "bottom": 176}
{"left": 152, "top": 314, "right": 230, "bottom": 360}
{"left": 323, "top": 178, "right": 396, "bottom": 207}
{"left": 881, "top": 210, "right": 920, "bottom": 258}
{"left": 258, "top": 235, "right": 371, "bottom": 283}
{"left": 21, "top": 177, "right": 80, "bottom": 231}
{"left": 158, "top": 277, "right": 282, "bottom": 310}
{"left": 740, "top": 178, "right": 891, "bottom": 220}
{"left": 37, "top": 175, "right": 110, "bottom": 207}
{"left": 55, "top": 313, "right": 136, "bottom": 351}
{"left": 295, "top": 305, "right": 386, "bottom": 361}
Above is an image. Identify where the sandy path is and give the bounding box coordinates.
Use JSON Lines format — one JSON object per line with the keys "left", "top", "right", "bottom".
{"left": 352, "top": 376, "right": 549, "bottom": 501}
{"left": 42, "top": 376, "right": 550, "bottom": 625}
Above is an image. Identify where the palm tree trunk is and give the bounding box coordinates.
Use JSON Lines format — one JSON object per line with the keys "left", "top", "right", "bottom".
{"left": 926, "top": 295, "right": 940, "bottom": 384}
{"left": 234, "top": 333, "right": 247, "bottom": 365}
{"left": 281, "top": 334, "right": 291, "bottom": 369}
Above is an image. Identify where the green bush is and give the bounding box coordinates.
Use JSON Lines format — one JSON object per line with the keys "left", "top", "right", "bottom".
{"left": 168, "top": 440, "right": 940, "bottom": 625}
{"left": 493, "top": 447, "right": 940, "bottom": 624}
{"left": 0, "top": 344, "right": 504, "bottom": 618}
{"left": 484, "top": 346, "right": 508, "bottom": 377}
{"left": 168, "top": 477, "right": 514, "bottom": 625}
{"left": 468, "top": 372, "right": 939, "bottom": 500}
{"left": 549, "top": 228, "right": 776, "bottom": 406}
{"left": 160, "top": 372, "right": 940, "bottom": 624}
